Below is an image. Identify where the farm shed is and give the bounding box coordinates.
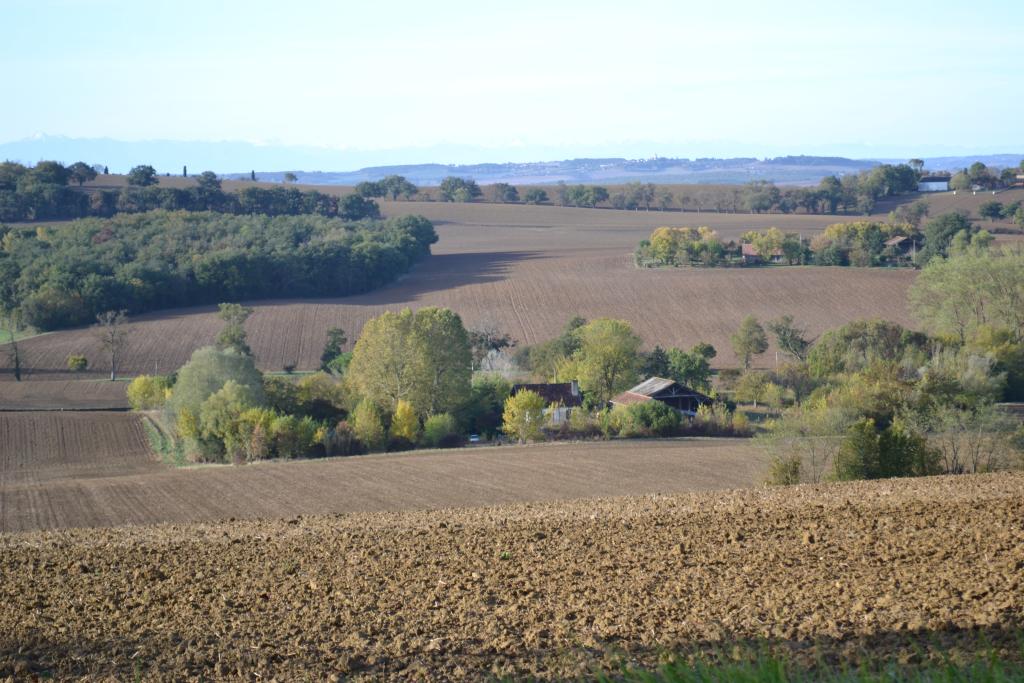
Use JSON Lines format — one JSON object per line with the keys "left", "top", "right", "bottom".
{"left": 610, "top": 377, "right": 712, "bottom": 416}
{"left": 510, "top": 380, "right": 583, "bottom": 425}
{"left": 918, "top": 176, "right": 950, "bottom": 192}
{"left": 882, "top": 234, "right": 922, "bottom": 264}
{"left": 740, "top": 242, "right": 784, "bottom": 265}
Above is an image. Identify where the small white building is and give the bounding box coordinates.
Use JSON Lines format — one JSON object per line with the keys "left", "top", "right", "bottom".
{"left": 917, "top": 176, "right": 950, "bottom": 192}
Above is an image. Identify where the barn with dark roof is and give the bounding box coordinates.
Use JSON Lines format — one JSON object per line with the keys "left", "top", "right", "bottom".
{"left": 610, "top": 377, "right": 712, "bottom": 415}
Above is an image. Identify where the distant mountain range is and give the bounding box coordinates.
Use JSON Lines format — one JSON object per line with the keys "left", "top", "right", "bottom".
{"left": 1, "top": 135, "right": 1020, "bottom": 186}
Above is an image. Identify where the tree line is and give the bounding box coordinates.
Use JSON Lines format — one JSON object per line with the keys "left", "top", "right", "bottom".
{"left": 0, "top": 211, "right": 437, "bottom": 331}
{"left": 636, "top": 210, "right": 990, "bottom": 269}
{"left": 0, "top": 161, "right": 383, "bottom": 222}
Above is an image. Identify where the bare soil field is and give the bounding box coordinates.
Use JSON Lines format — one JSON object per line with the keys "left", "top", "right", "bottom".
{"left": 0, "top": 437, "right": 765, "bottom": 533}
{"left": 0, "top": 411, "right": 158, "bottom": 488}
{"left": 0, "top": 380, "right": 128, "bottom": 410}
{"left": 1, "top": 201, "right": 916, "bottom": 379}
{"left": 1, "top": 472, "right": 1020, "bottom": 680}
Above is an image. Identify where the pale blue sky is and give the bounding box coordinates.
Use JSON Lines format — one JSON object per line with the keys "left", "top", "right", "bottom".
{"left": 2, "top": 0, "right": 1021, "bottom": 158}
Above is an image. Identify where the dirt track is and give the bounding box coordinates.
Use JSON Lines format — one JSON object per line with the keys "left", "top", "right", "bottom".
{"left": 0, "top": 435, "right": 765, "bottom": 533}
{"left": 1, "top": 472, "right": 1021, "bottom": 681}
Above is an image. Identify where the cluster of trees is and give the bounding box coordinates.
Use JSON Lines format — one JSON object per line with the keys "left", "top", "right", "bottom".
{"left": 0, "top": 211, "right": 437, "bottom": 330}
{"left": 638, "top": 211, "right": 985, "bottom": 269}
{"left": 0, "top": 161, "right": 382, "bottom": 222}
{"left": 353, "top": 175, "right": 419, "bottom": 201}
{"left": 438, "top": 177, "right": 482, "bottom": 202}
{"left": 132, "top": 305, "right": 490, "bottom": 462}
{"left": 978, "top": 199, "right": 1024, "bottom": 228}
{"left": 949, "top": 160, "right": 1024, "bottom": 192}
{"left": 636, "top": 226, "right": 804, "bottom": 267}
{"left": 757, "top": 245, "right": 1024, "bottom": 485}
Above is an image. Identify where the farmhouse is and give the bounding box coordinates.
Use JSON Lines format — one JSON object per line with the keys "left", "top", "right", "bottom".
{"left": 917, "top": 175, "right": 950, "bottom": 192}
{"left": 740, "top": 242, "right": 784, "bottom": 265}
{"left": 610, "top": 377, "right": 712, "bottom": 415}
{"left": 510, "top": 380, "right": 583, "bottom": 424}
{"left": 882, "top": 234, "right": 923, "bottom": 264}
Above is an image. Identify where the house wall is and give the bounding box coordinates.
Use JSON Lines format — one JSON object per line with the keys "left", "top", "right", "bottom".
{"left": 918, "top": 181, "right": 949, "bottom": 192}
{"left": 545, "top": 406, "right": 572, "bottom": 425}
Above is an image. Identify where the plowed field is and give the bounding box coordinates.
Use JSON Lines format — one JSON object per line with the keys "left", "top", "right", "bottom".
{"left": 2, "top": 201, "right": 916, "bottom": 378}
{"left": 0, "top": 380, "right": 128, "bottom": 410}
{"left": 0, "top": 411, "right": 157, "bottom": 488}
{"left": 1, "top": 472, "right": 1021, "bottom": 681}
{"left": 0, "top": 437, "right": 765, "bottom": 533}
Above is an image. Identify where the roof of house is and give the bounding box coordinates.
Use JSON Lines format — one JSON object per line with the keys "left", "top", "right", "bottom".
{"left": 609, "top": 391, "right": 654, "bottom": 406}
{"left": 610, "top": 377, "right": 712, "bottom": 406}
{"left": 884, "top": 235, "right": 920, "bottom": 247}
{"left": 741, "top": 243, "right": 783, "bottom": 257}
{"left": 510, "top": 382, "right": 583, "bottom": 407}
{"left": 918, "top": 176, "right": 950, "bottom": 183}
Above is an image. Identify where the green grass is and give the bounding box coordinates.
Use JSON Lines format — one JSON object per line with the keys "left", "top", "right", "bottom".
{"left": 142, "top": 417, "right": 188, "bottom": 467}
{"left": 0, "top": 326, "right": 45, "bottom": 343}
{"left": 595, "top": 651, "right": 1024, "bottom": 683}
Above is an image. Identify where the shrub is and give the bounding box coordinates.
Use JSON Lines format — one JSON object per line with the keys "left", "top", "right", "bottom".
{"left": 835, "top": 418, "right": 939, "bottom": 481}
{"left": 233, "top": 407, "right": 276, "bottom": 462}
{"left": 67, "top": 355, "right": 88, "bottom": 372}
{"left": 323, "top": 420, "right": 361, "bottom": 457}
{"left": 389, "top": 399, "right": 420, "bottom": 443}
{"left": 422, "top": 413, "right": 461, "bottom": 448}
{"left": 767, "top": 454, "right": 802, "bottom": 485}
{"left": 295, "top": 372, "right": 346, "bottom": 421}
{"left": 351, "top": 399, "right": 386, "bottom": 452}
{"left": 598, "top": 407, "right": 626, "bottom": 438}
{"left": 621, "top": 400, "right": 680, "bottom": 437}
{"left": 198, "top": 380, "right": 263, "bottom": 461}
{"left": 270, "top": 414, "right": 319, "bottom": 458}
{"left": 126, "top": 375, "right": 171, "bottom": 410}
{"left": 567, "top": 408, "right": 601, "bottom": 437}
{"left": 501, "top": 390, "right": 546, "bottom": 443}
{"left": 166, "top": 346, "right": 264, "bottom": 422}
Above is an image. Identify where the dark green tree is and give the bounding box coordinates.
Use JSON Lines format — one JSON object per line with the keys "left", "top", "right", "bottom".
{"left": 731, "top": 315, "right": 769, "bottom": 370}
{"left": 524, "top": 188, "right": 548, "bottom": 204}
{"left": 320, "top": 327, "right": 348, "bottom": 371}
{"left": 126, "top": 165, "right": 158, "bottom": 187}
{"left": 68, "top": 161, "right": 98, "bottom": 186}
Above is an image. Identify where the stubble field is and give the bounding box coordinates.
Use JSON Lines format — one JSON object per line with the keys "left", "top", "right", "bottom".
{"left": 1, "top": 472, "right": 1021, "bottom": 680}
{"left": 2, "top": 201, "right": 917, "bottom": 377}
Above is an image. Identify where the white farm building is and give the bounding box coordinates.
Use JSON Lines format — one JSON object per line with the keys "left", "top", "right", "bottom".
{"left": 917, "top": 176, "right": 950, "bottom": 192}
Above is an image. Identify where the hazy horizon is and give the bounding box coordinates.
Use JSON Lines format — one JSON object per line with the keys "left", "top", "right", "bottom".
{"left": 3, "top": 0, "right": 1021, "bottom": 166}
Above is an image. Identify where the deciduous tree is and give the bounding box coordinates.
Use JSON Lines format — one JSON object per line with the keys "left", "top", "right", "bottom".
{"left": 502, "top": 389, "right": 546, "bottom": 443}
{"left": 731, "top": 315, "right": 768, "bottom": 370}
{"left": 93, "top": 310, "right": 129, "bottom": 380}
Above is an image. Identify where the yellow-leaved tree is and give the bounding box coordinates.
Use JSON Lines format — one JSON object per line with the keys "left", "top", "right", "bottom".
{"left": 502, "top": 390, "right": 546, "bottom": 443}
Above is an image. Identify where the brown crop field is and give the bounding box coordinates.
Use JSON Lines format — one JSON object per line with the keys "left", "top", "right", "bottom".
{"left": 0, "top": 436, "right": 766, "bottom": 533}
{"left": 0, "top": 380, "right": 128, "bottom": 410}
{"left": 1, "top": 472, "right": 1021, "bottom": 680}
{"left": 0, "top": 411, "right": 158, "bottom": 489}
{"left": 1, "top": 201, "right": 918, "bottom": 379}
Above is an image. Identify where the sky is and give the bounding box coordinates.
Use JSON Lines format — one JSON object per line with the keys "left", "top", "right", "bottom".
{"left": 1, "top": 0, "right": 1022, "bottom": 162}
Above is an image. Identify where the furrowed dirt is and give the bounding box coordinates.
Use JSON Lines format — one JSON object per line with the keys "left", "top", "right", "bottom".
{"left": 1, "top": 473, "right": 1021, "bottom": 681}
{"left": 0, "top": 380, "right": 128, "bottom": 411}
{"left": 0, "top": 437, "right": 765, "bottom": 533}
